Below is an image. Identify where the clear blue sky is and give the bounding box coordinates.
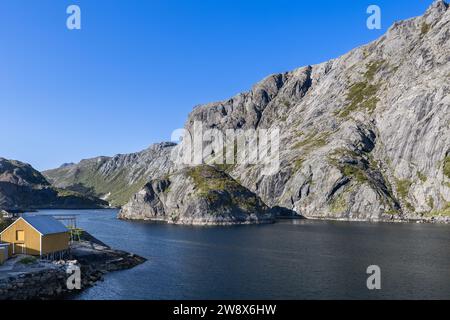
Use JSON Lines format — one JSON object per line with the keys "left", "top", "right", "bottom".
{"left": 0, "top": 0, "right": 433, "bottom": 170}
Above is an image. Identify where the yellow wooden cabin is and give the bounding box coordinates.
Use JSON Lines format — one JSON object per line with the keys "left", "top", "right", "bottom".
{"left": 0, "top": 215, "right": 70, "bottom": 258}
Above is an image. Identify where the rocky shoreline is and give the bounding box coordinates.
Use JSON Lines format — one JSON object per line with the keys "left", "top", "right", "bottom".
{"left": 119, "top": 215, "right": 276, "bottom": 226}
{"left": 293, "top": 215, "right": 450, "bottom": 224}
{"left": 120, "top": 214, "right": 450, "bottom": 226}
{"left": 0, "top": 234, "right": 146, "bottom": 300}
{"left": 305, "top": 215, "right": 450, "bottom": 225}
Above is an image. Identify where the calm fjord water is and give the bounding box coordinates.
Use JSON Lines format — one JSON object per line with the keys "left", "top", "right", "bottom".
{"left": 38, "top": 209, "right": 450, "bottom": 300}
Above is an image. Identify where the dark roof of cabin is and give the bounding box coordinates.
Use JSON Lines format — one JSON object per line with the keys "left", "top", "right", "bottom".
{"left": 22, "top": 216, "right": 68, "bottom": 235}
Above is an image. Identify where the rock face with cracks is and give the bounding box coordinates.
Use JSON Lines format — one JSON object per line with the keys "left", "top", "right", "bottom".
{"left": 49, "top": 2, "right": 450, "bottom": 223}
{"left": 118, "top": 165, "right": 274, "bottom": 225}
{"left": 170, "top": 1, "right": 450, "bottom": 222}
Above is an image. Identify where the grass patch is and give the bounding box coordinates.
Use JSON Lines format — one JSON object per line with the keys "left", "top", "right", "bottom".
{"left": 421, "top": 22, "right": 431, "bottom": 36}
{"left": 427, "top": 202, "right": 450, "bottom": 217}
{"left": 417, "top": 171, "right": 427, "bottom": 183}
{"left": 56, "top": 188, "right": 83, "bottom": 197}
{"left": 293, "top": 158, "right": 305, "bottom": 172}
{"left": 339, "top": 82, "right": 379, "bottom": 118}
{"left": 293, "top": 132, "right": 329, "bottom": 151}
{"left": 386, "top": 208, "right": 400, "bottom": 216}
{"left": 18, "top": 256, "right": 37, "bottom": 265}
{"left": 342, "top": 165, "right": 368, "bottom": 184}
{"left": 337, "top": 60, "right": 386, "bottom": 118}
{"left": 330, "top": 193, "right": 347, "bottom": 214}
{"left": 292, "top": 132, "right": 330, "bottom": 172}
{"left": 187, "top": 166, "right": 233, "bottom": 194}
{"left": 328, "top": 150, "right": 370, "bottom": 185}
{"left": 186, "top": 165, "right": 264, "bottom": 213}
{"left": 427, "top": 197, "right": 435, "bottom": 210}
{"left": 395, "top": 178, "right": 415, "bottom": 212}
{"left": 404, "top": 202, "right": 415, "bottom": 212}
{"left": 396, "top": 179, "right": 412, "bottom": 199}
{"left": 444, "top": 155, "right": 450, "bottom": 179}
{"left": 365, "top": 60, "right": 385, "bottom": 81}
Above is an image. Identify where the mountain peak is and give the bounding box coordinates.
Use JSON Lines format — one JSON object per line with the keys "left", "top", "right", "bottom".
{"left": 425, "top": 0, "right": 448, "bottom": 17}
{"left": 59, "top": 162, "right": 75, "bottom": 169}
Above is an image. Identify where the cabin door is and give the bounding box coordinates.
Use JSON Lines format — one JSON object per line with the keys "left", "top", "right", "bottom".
{"left": 15, "top": 243, "right": 26, "bottom": 254}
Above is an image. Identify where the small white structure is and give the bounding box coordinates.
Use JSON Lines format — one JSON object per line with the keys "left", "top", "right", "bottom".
{"left": 1, "top": 210, "right": 13, "bottom": 219}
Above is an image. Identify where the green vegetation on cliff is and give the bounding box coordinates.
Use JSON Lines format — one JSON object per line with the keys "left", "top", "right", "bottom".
{"left": 444, "top": 155, "right": 450, "bottom": 179}
{"left": 421, "top": 22, "right": 431, "bottom": 36}
{"left": 186, "top": 165, "right": 264, "bottom": 213}
{"left": 43, "top": 143, "right": 175, "bottom": 207}
{"left": 0, "top": 158, "right": 107, "bottom": 211}
{"left": 338, "top": 60, "right": 385, "bottom": 118}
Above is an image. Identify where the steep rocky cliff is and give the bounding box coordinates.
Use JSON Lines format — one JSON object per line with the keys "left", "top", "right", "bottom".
{"left": 43, "top": 142, "right": 176, "bottom": 207}
{"left": 165, "top": 1, "right": 449, "bottom": 222}
{"left": 0, "top": 158, "right": 108, "bottom": 211}
{"left": 50, "top": 2, "right": 450, "bottom": 223}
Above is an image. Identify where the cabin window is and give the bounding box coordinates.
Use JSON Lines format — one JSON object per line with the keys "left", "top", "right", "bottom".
{"left": 16, "top": 230, "right": 25, "bottom": 242}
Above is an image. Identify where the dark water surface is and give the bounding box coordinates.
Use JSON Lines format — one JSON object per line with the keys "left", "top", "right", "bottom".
{"left": 38, "top": 209, "right": 450, "bottom": 300}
